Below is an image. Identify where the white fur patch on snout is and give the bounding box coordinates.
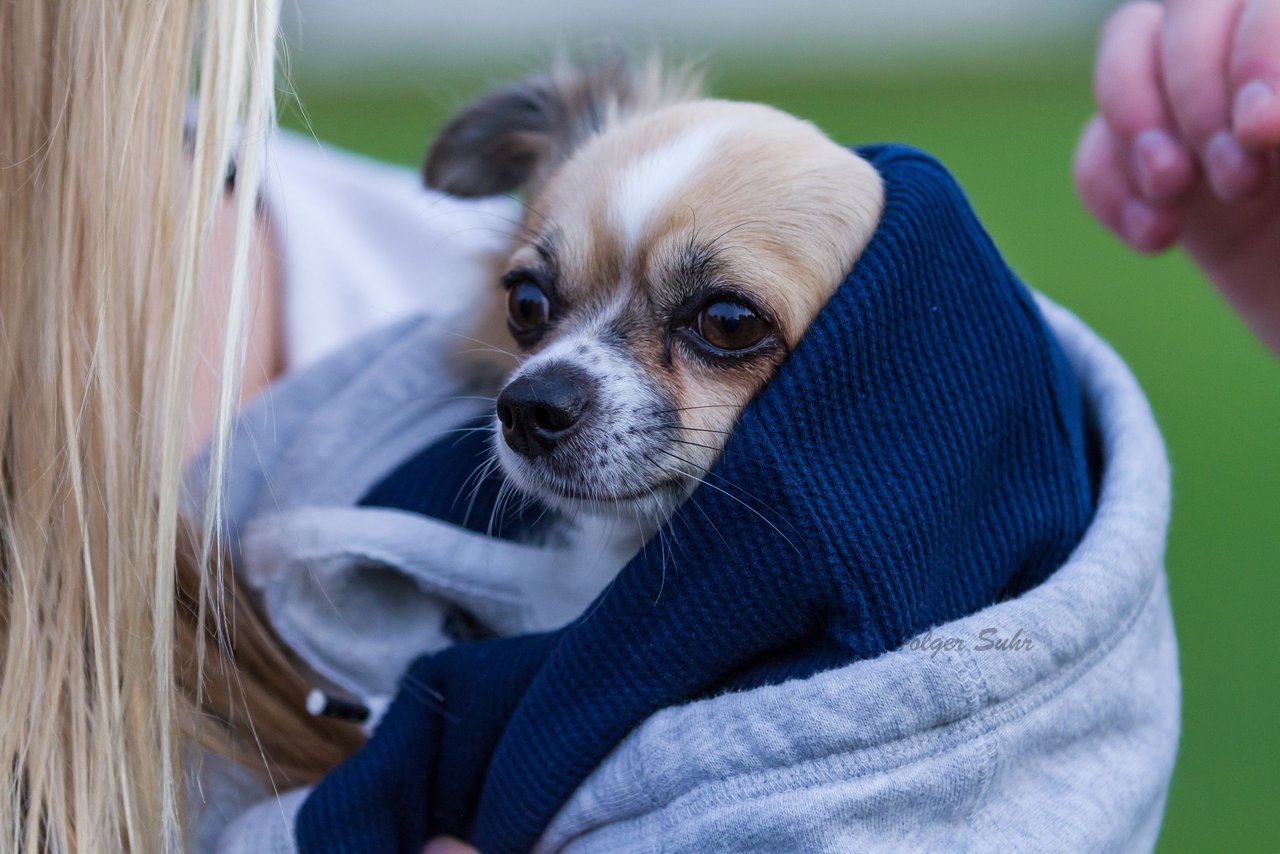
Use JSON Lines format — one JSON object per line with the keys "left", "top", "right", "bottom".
{"left": 516, "top": 334, "right": 653, "bottom": 433}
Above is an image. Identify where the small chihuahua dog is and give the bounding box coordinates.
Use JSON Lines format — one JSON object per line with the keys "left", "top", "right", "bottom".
{"left": 426, "top": 57, "right": 884, "bottom": 545}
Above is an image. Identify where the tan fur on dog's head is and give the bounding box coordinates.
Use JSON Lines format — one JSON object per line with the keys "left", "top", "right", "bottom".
{"left": 427, "top": 57, "right": 884, "bottom": 524}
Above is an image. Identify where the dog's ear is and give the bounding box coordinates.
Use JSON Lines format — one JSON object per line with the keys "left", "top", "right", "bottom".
{"left": 424, "top": 56, "right": 641, "bottom": 198}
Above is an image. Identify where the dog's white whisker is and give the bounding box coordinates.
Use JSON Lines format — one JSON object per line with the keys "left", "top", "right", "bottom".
{"left": 459, "top": 453, "right": 502, "bottom": 528}
{"left": 651, "top": 403, "right": 744, "bottom": 416}
{"left": 452, "top": 346, "right": 523, "bottom": 361}
{"left": 487, "top": 477, "right": 516, "bottom": 538}
{"left": 649, "top": 449, "right": 802, "bottom": 557}
{"left": 426, "top": 393, "right": 501, "bottom": 406}
{"left": 439, "top": 329, "right": 521, "bottom": 360}
{"left": 662, "top": 425, "right": 735, "bottom": 436}
{"left": 684, "top": 491, "right": 733, "bottom": 553}
{"left": 668, "top": 437, "right": 722, "bottom": 454}
{"left": 430, "top": 426, "right": 496, "bottom": 439}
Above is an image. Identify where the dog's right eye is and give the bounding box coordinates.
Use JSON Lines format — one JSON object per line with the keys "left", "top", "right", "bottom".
{"left": 695, "top": 299, "right": 770, "bottom": 352}
{"left": 504, "top": 273, "right": 552, "bottom": 341}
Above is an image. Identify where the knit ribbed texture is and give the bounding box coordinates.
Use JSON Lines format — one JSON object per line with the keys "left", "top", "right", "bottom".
{"left": 295, "top": 144, "right": 1096, "bottom": 854}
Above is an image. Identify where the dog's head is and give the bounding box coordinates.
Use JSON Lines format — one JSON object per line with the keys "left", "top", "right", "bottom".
{"left": 427, "top": 58, "right": 884, "bottom": 525}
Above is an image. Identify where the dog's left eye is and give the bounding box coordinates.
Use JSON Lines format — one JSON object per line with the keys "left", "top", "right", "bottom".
{"left": 695, "top": 299, "right": 769, "bottom": 352}
{"left": 504, "top": 272, "right": 552, "bottom": 340}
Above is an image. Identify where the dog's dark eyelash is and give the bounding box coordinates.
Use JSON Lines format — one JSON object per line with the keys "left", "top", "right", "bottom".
{"left": 669, "top": 284, "right": 778, "bottom": 332}
{"left": 501, "top": 268, "right": 540, "bottom": 286}
{"left": 672, "top": 327, "right": 783, "bottom": 365}
{"left": 501, "top": 265, "right": 560, "bottom": 351}
{"left": 501, "top": 266, "right": 558, "bottom": 301}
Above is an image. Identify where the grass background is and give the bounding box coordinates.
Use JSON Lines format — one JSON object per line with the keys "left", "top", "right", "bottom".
{"left": 280, "top": 57, "right": 1280, "bottom": 851}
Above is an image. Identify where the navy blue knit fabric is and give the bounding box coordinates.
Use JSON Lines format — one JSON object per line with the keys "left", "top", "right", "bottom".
{"left": 295, "top": 144, "right": 1096, "bottom": 854}
{"left": 359, "top": 415, "right": 552, "bottom": 543}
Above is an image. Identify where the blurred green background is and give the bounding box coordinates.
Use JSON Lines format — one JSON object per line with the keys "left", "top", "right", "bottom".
{"left": 280, "top": 47, "right": 1279, "bottom": 853}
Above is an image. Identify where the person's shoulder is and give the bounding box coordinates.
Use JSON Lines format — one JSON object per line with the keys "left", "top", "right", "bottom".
{"left": 264, "top": 130, "right": 519, "bottom": 235}
{"left": 266, "top": 130, "right": 414, "bottom": 190}
{"left": 260, "top": 131, "right": 520, "bottom": 367}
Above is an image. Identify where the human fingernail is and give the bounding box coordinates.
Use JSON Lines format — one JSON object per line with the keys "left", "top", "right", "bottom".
{"left": 1121, "top": 198, "right": 1161, "bottom": 248}
{"left": 1234, "top": 79, "right": 1277, "bottom": 133}
{"left": 1132, "top": 129, "right": 1190, "bottom": 201}
{"left": 1204, "top": 130, "right": 1265, "bottom": 201}
{"left": 423, "top": 838, "right": 473, "bottom": 854}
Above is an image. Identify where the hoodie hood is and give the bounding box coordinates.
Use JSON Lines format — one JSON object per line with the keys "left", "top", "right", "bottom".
{"left": 531, "top": 295, "right": 1178, "bottom": 854}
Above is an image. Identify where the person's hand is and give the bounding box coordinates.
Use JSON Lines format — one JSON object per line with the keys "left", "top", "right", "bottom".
{"left": 1074, "top": 0, "right": 1280, "bottom": 355}
{"left": 423, "top": 836, "right": 480, "bottom": 854}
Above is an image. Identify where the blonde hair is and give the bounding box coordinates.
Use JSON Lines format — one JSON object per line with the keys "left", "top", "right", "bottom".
{"left": 0, "top": 1, "right": 357, "bottom": 850}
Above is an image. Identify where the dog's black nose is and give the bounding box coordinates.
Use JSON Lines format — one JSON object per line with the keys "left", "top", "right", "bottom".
{"left": 496, "top": 369, "right": 591, "bottom": 458}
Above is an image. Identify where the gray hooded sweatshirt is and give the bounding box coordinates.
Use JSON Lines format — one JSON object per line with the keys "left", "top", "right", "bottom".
{"left": 194, "top": 290, "right": 1179, "bottom": 853}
